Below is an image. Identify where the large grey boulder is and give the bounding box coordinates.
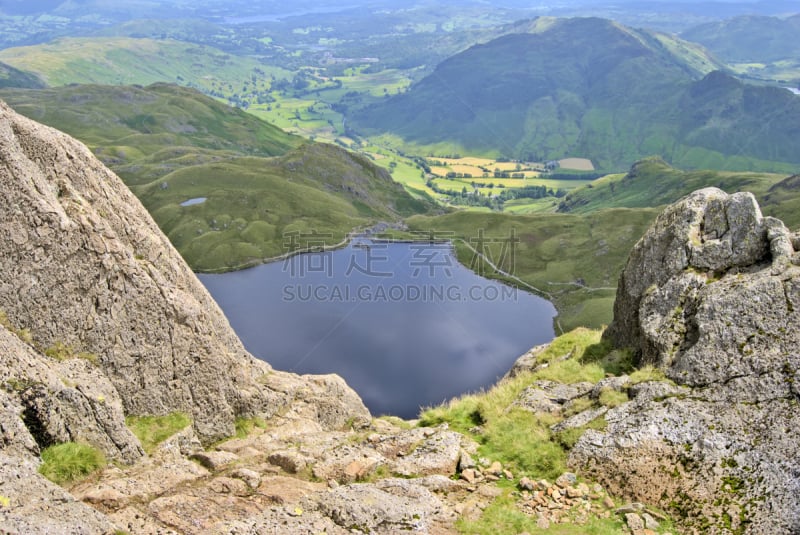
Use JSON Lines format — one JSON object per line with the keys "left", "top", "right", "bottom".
{"left": 0, "top": 100, "right": 369, "bottom": 444}
{"left": 574, "top": 188, "right": 800, "bottom": 534}
{"left": 605, "top": 187, "right": 800, "bottom": 387}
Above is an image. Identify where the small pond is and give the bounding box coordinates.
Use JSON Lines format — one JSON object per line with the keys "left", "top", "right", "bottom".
{"left": 198, "top": 240, "right": 556, "bottom": 418}
{"left": 180, "top": 197, "right": 207, "bottom": 207}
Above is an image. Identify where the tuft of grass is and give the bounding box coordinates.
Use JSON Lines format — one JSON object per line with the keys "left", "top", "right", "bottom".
{"left": 234, "top": 416, "right": 267, "bottom": 439}
{"left": 598, "top": 388, "right": 629, "bottom": 408}
{"left": 125, "top": 412, "right": 191, "bottom": 454}
{"left": 376, "top": 415, "right": 414, "bottom": 430}
{"left": 456, "top": 492, "right": 625, "bottom": 534}
{"left": 44, "top": 341, "right": 99, "bottom": 365}
{"left": 0, "top": 309, "right": 33, "bottom": 344}
{"left": 536, "top": 328, "right": 605, "bottom": 364}
{"left": 38, "top": 442, "right": 106, "bottom": 485}
{"left": 629, "top": 365, "right": 670, "bottom": 384}
{"left": 563, "top": 396, "right": 595, "bottom": 417}
{"left": 480, "top": 409, "right": 567, "bottom": 479}
{"left": 420, "top": 328, "right": 611, "bottom": 480}
{"left": 533, "top": 358, "right": 606, "bottom": 384}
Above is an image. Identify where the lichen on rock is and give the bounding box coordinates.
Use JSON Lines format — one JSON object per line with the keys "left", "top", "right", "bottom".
{"left": 575, "top": 187, "right": 800, "bottom": 534}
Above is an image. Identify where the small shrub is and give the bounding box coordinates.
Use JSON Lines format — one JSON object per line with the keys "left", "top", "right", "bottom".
{"left": 126, "top": 412, "right": 191, "bottom": 454}
{"left": 39, "top": 442, "right": 106, "bottom": 485}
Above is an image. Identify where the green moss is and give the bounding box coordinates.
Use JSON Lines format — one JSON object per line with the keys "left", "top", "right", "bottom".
{"left": 0, "top": 309, "right": 33, "bottom": 345}
{"left": 125, "top": 412, "right": 191, "bottom": 454}
{"left": 44, "top": 341, "right": 99, "bottom": 365}
{"left": 38, "top": 442, "right": 106, "bottom": 485}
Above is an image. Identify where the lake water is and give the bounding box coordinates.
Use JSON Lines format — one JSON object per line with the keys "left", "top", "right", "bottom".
{"left": 198, "top": 240, "right": 556, "bottom": 418}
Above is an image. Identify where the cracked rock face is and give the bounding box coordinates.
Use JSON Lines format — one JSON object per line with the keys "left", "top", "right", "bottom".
{"left": 575, "top": 188, "right": 800, "bottom": 534}
{"left": 0, "top": 100, "right": 369, "bottom": 444}
{"left": 605, "top": 187, "right": 800, "bottom": 387}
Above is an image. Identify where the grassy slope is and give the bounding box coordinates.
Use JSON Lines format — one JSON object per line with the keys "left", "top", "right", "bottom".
{"left": 761, "top": 174, "right": 800, "bottom": 228}
{"left": 0, "top": 61, "right": 46, "bottom": 89}
{"left": 0, "top": 36, "right": 291, "bottom": 90}
{"left": 557, "top": 156, "right": 796, "bottom": 225}
{"left": 406, "top": 207, "right": 659, "bottom": 332}
{"left": 419, "top": 327, "right": 677, "bottom": 534}
{"left": 0, "top": 83, "right": 299, "bottom": 164}
{"left": 409, "top": 157, "right": 799, "bottom": 331}
{"left": 0, "top": 84, "right": 433, "bottom": 271}
{"left": 351, "top": 17, "right": 799, "bottom": 173}
{"left": 139, "top": 144, "right": 433, "bottom": 270}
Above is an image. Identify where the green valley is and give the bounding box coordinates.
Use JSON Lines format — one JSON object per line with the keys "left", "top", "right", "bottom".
{"left": 1, "top": 6, "right": 798, "bottom": 331}
{"left": 404, "top": 156, "right": 796, "bottom": 330}
{"left": 351, "top": 17, "right": 800, "bottom": 173}
{"left": 0, "top": 83, "right": 433, "bottom": 271}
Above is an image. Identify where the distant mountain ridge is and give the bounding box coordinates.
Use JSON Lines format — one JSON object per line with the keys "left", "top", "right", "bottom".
{"left": 351, "top": 16, "right": 799, "bottom": 172}
{"left": 682, "top": 13, "right": 800, "bottom": 63}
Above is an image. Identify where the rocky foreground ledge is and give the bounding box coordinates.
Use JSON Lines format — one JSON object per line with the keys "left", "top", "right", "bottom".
{"left": 1, "top": 101, "right": 799, "bottom": 534}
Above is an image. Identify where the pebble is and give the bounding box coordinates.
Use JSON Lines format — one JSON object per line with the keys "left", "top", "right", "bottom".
{"left": 555, "top": 472, "right": 577, "bottom": 488}
{"left": 625, "top": 512, "right": 645, "bottom": 531}
{"left": 460, "top": 468, "right": 477, "bottom": 484}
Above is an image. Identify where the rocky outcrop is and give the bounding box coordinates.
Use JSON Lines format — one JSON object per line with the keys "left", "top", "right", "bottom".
{"left": 0, "top": 323, "right": 143, "bottom": 463}
{"left": 0, "top": 100, "right": 369, "bottom": 444}
{"left": 574, "top": 188, "right": 800, "bottom": 534}
{"left": 0, "top": 99, "right": 371, "bottom": 532}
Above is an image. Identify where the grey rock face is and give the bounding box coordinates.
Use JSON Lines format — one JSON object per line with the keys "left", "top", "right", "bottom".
{"left": 578, "top": 188, "right": 800, "bottom": 534}
{"left": 0, "top": 101, "right": 369, "bottom": 444}
{"left": 0, "top": 324, "right": 143, "bottom": 463}
{"left": 313, "top": 479, "right": 446, "bottom": 533}
{"left": 0, "top": 453, "right": 117, "bottom": 535}
{"left": 606, "top": 188, "right": 780, "bottom": 357}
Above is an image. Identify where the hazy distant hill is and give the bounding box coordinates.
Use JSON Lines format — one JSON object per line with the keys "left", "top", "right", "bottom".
{"left": 351, "top": 17, "right": 799, "bottom": 172}
{"left": 0, "top": 84, "right": 433, "bottom": 270}
{"left": 0, "top": 36, "right": 290, "bottom": 90}
{"left": 682, "top": 14, "right": 800, "bottom": 63}
{"left": 681, "top": 14, "right": 800, "bottom": 84}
